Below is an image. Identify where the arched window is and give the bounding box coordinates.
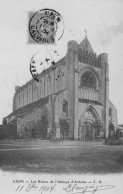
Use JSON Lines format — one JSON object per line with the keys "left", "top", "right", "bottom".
{"left": 34, "top": 83, "right": 37, "bottom": 101}
{"left": 63, "top": 101, "right": 68, "bottom": 114}
{"left": 57, "top": 68, "right": 64, "bottom": 91}
{"left": 24, "top": 88, "right": 27, "bottom": 105}
{"left": 80, "top": 71, "right": 97, "bottom": 89}
{"left": 17, "top": 93, "right": 20, "bottom": 109}
{"left": 20, "top": 91, "right": 23, "bottom": 106}
{"left": 36, "top": 82, "right": 40, "bottom": 100}
{"left": 40, "top": 80, "right": 44, "bottom": 98}
{"left": 28, "top": 85, "right": 32, "bottom": 103}
{"left": 14, "top": 94, "right": 18, "bottom": 110}
{"left": 33, "top": 83, "right": 39, "bottom": 101}
{"left": 47, "top": 75, "right": 51, "bottom": 95}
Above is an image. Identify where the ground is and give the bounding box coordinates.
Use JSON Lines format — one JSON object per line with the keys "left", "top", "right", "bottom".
{"left": 0, "top": 139, "right": 123, "bottom": 174}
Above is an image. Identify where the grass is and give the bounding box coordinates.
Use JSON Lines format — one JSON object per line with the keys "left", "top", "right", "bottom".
{"left": 0, "top": 140, "right": 123, "bottom": 174}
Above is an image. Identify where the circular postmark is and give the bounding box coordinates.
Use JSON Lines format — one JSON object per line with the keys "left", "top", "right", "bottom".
{"left": 30, "top": 49, "right": 59, "bottom": 82}
{"left": 29, "top": 9, "right": 64, "bottom": 44}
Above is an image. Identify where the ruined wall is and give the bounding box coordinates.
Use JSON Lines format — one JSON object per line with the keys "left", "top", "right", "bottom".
{"left": 17, "top": 104, "right": 49, "bottom": 138}
{"left": 0, "top": 124, "right": 17, "bottom": 139}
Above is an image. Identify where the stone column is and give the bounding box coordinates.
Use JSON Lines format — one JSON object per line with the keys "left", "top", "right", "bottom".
{"left": 100, "top": 53, "right": 109, "bottom": 139}
{"left": 74, "top": 70, "right": 79, "bottom": 140}
{"left": 105, "top": 60, "right": 109, "bottom": 138}
{"left": 54, "top": 95, "right": 60, "bottom": 140}
{"left": 66, "top": 40, "right": 78, "bottom": 139}
{"left": 55, "top": 122, "right": 61, "bottom": 140}
{"left": 47, "top": 95, "right": 53, "bottom": 137}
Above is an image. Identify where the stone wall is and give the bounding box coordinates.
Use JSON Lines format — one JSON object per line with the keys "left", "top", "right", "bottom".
{"left": 13, "top": 58, "right": 66, "bottom": 111}
{"left": 0, "top": 123, "right": 17, "bottom": 139}
{"left": 17, "top": 104, "right": 49, "bottom": 138}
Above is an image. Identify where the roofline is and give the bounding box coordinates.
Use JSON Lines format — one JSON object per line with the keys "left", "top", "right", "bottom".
{"left": 109, "top": 100, "right": 117, "bottom": 111}
{"left": 15, "top": 56, "right": 66, "bottom": 93}
{"left": 5, "top": 96, "right": 49, "bottom": 119}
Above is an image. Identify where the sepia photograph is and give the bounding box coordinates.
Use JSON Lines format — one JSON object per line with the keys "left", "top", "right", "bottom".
{"left": 0, "top": 0, "right": 123, "bottom": 193}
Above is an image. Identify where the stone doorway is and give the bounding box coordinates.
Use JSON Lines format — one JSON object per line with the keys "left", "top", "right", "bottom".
{"left": 79, "top": 106, "right": 101, "bottom": 141}
{"left": 81, "top": 121, "right": 94, "bottom": 140}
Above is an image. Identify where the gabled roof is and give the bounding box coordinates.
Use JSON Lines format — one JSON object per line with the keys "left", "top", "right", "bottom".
{"left": 5, "top": 96, "right": 49, "bottom": 119}
{"left": 79, "top": 36, "right": 94, "bottom": 54}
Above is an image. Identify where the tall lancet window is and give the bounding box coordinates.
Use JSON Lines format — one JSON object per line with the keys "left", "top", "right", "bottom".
{"left": 33, "top": 83, "right": 39, "bottom": 101}
{"left": 40, "top": 79, "right": 43, "bottom": 98}
{"left": 80, "top": 71, "right": 97, "bottom": 89}
{"left": 57, "top": 68, "right": 63, "bottom": 91}
{"left": 33, "top": 83, "right": 37, "bottom": 101}
{"left": 47, "top": 75, "right": 51, "bottom": 95}
{"left": 36, "top": 82, "right": 40, "bottom": 100}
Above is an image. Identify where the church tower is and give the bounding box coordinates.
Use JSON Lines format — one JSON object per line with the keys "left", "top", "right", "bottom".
{"left": 4, "top": 34, "right": 117, "bottom": 141}
{"left": 66, "top": 35, "right": 109, "bottom": 140}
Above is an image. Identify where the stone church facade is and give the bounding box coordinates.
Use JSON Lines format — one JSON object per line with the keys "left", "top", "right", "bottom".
{"left": 4, "top": 36, "right": 117, "bottom": 140}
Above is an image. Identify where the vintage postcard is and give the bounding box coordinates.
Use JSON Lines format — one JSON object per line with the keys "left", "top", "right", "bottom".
{"left": 0, "top": 0, "right": 123, "bottom": 193}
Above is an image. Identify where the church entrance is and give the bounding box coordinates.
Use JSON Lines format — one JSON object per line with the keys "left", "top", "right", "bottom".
{"left": 79, "top": 106, "right": 101, "bottom": 141}
{"left": 81, "top": 121, "right": 93, "bottom": 140}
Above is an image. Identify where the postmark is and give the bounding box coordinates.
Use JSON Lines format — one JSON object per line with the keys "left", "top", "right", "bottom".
{"left": 30, "top": 49, "right": 59, "bottom": 82}
{"left": 29, "top": 9, "right": 64, "bottom": 44}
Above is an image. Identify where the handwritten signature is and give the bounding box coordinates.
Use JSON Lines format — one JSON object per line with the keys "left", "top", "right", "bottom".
{"left": 15, "top": 183, "right": 115, "bottom": 194}
{"left": 63, "top": 183, "right": 115, "bottom": 194}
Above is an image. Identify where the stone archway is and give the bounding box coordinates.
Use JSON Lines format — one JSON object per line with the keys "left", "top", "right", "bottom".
{"left": 80, "top": 121, "right": 94, "bottom": 140}
{"left": 79, "top": 106, "right": 101, "bottom": 140}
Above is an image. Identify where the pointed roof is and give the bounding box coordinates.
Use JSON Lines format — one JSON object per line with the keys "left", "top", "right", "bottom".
{"left": 79, "top": 36, "right": 94, "bottom": 54}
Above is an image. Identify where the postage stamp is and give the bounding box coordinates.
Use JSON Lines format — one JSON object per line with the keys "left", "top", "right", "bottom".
{"left": 28, "top": 9, "right": 64, "bottom": 44}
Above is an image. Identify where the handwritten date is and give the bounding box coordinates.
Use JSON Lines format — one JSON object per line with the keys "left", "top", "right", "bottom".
{"left": 16, "top": 183, "right": 56, "bottom": 194}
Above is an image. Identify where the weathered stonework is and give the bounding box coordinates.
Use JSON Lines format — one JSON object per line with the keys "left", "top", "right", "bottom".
{"left": 4, "top": 36, "right": 117, "bottom": 140}
{"left": 17, "top": 104, "right": 48, "bottom": 138}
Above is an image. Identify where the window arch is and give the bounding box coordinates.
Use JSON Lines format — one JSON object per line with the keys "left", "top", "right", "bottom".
{"left": 28, "top": 85, "right": 32, "bottom": 103}
{"left": 63, "top": 100, "right": 68, "bottom": 114}
{"left": 14, "top": 94, "right": 18, "bottom": 110}
{"left": 20, "top": 91, "right": 23, "bottom": 107}
{"left": 40, "top": 79, "right": 44, "bottom": 98}
{"left": 33, "top": 83, "right": 37, "bottom": 101}
{"left": 57, "top": 68, "right": 63, "bottom": 91}
{"left": 33, "top": 83, "right": 39, "bottom": 101}
{"left": 47, "top": 75, "right": 51, "bottom": 95}
{"left": 80, "top": 71, "right": 97, "bottom": 89}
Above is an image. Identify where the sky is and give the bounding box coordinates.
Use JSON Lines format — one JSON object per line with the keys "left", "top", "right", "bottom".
{"left": 0, "top": 0, "right": 123, "bottom": 124}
